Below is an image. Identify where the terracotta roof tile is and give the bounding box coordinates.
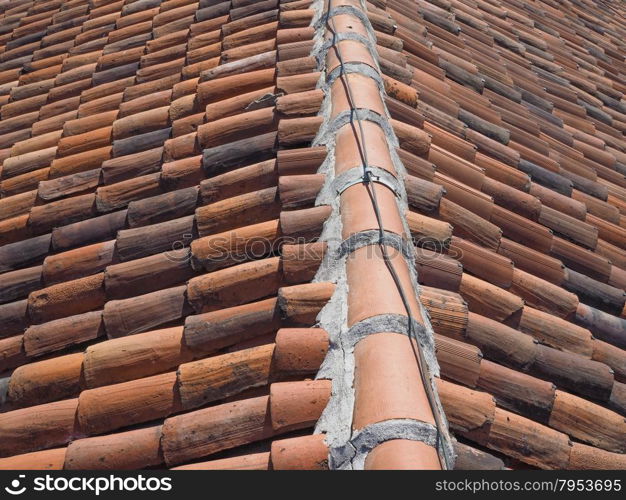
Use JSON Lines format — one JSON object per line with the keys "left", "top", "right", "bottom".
{"left": 6, "top": 352, "right": 83, "bottom": 409}
{"left": 0, "top": 398, "right": 79, "bottom": 457}
{"left": 365, "top": 440, "right": 442, "bottom": 470}
{"left": 172, "top": 452, "right": 271, "bottom": 470}
{"left": 64, "top": 425, "right": 163, "bottom": 470}
{"left": 0, "top": 448, "right": 67, "bottom": 471}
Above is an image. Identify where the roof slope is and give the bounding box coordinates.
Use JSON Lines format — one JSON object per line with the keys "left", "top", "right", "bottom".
{"left": 0, "top": 0, "right": 625, "bottom": 470}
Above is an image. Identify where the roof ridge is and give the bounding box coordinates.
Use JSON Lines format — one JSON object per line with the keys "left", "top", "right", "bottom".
{"left": 309, "top": 0, "right": 454, "bottom": 469}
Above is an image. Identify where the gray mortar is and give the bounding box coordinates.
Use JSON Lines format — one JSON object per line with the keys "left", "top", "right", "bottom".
{"left": 328, "top": 166, "right": 401, "bottom": 198}
{"left": 0, "top": 377, "right": 9, "bottom": 407}
{"left": 326, "top": 62, "right": 384, "bottom": 89}
{"left": 315, "top": 5, "right": 373, "bottom": 33}
{"left": 319, "top": 32, "right": 373, "bottom": 58}
{"left": 308, "top": 0, "right": 357, "bottom": 458}
{"left": 335, "top": 419, "right": 441, "bottom": 470}
{"left": 309, "top": 0, "right": 455, "bottom": 469}
{"left": 338, "top": 230, "right": 411, "bottom": 259}
{"left": 317, "top": 108, "right": 395, "bottom": 144}
{"left": 342, "top": 314, "right": 430, "bottom": 350}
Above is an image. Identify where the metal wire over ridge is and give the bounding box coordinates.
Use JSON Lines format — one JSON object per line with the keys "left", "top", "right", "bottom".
{"left": 325, "top": 0, "right": 450, "bottom": 469}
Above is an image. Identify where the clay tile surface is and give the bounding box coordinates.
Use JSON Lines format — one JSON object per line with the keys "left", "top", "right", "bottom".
{"left": 0, "top": 0, "right": 625, "bottom": 472}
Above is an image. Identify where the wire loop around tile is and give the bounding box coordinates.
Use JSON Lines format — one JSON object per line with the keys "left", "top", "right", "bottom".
{"left": 332, "top": 165, "right": 401, "bottom": 197}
